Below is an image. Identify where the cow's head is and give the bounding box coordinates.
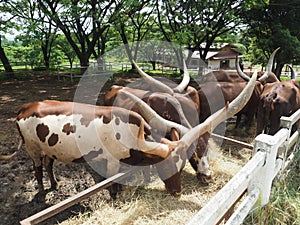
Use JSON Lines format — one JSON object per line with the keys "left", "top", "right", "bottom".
{"left": 258, "top": 79, "right": 300, "bottom": 135}
{"left": 236, "top": 47, "right": 280, "bottom": 83}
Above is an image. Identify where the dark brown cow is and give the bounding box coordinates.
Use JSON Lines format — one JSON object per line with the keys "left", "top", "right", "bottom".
{"left": 197, "top": 48, "right": 280, "bottom": 129}
{"left": 104, "top": 61, "right": 214, "bottom": 182}
{"left": 199, "top": 68, "right": 278, "bottom": 84}
{"left": 256, "top": 79, "right": 300, "bottom": 135}
{"left": 104, "top": 85, "right": 210, "bottom": 182}
{"left": 197, "top": 81, "right": 263, "bottom": 129}
{"left": 201, "top": 51, "right": 280, "bottom": 85}
{"left": 200, "top": 70, "right": 246, "bottom": 83}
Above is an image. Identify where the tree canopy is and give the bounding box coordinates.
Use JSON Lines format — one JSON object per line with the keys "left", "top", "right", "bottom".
{"left": 0, "top": 0, "right": 299, "bottom": 76}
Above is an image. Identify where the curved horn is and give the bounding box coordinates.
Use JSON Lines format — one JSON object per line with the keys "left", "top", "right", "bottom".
{"left": 258, "top": 47, "right": 280, "bottom": 82}
{"left": 236, "top": 56, "right": 250, "bottom": 81}
{"left": 180, "top": 70, "right": 258, "bottom": 148}
{"left": 119, "top": 90, "right": 189, "bottom": 136}
{"left": 173, "top": 59, "right": 190, "bottom": 93}
{"left": 132, "top": 60, "right": 174, "bottom": 95}
{"left": 287, "top": 64, "right": 296, "bottom": 79}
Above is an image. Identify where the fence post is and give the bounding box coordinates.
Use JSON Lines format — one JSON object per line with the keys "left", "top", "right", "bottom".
{"left": 249, "top": 129, "right": 289, "bottom": 207}
{"left": 280, "top": 109, "right": 300, "bottom": 168}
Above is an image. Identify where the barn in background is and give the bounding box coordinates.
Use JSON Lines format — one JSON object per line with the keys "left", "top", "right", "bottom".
{"left": 189, "top": 44, "right": 243, "bottom": 71}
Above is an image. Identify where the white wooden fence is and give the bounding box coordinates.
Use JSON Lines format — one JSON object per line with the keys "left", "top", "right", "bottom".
{"left": 187, "top": 108, "right": 300, "bottom": 225}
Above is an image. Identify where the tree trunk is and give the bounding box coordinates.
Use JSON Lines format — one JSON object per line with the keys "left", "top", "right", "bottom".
{"left": 0, "top": 36, "right": 14, "bottom": 76}
{"left": 79, "top": 54, "right": 89, "bottom": 74}
{"left": 275, "top": 62, "right": 284, "bottom": 80}
{"left": 42, "top": 46, "right": 50, "bottom": 69}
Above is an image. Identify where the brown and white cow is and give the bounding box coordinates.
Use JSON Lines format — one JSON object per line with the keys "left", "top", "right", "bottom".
{"left": 0, "top": 69, "right": 257, "bottom": 202}
{"left": 10, "top": 100, "right": 186, "bottom": 201}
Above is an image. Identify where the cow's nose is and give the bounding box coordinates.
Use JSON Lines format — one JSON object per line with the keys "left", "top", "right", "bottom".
{"left": 166, "top": 186, "right": 182, "bottom": 196}
{"left": 197, "top": 173, "right": 212, "bottom": 186}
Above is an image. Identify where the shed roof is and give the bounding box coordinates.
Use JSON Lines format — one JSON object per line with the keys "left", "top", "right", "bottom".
{"left": 207, "top": 44, "right": 242, "bottom": 60}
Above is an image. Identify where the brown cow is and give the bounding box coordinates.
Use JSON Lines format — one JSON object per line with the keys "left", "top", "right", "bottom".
{"left": 104, "top": 81, "right": 211, "bottom": 183}
{"left": 197, "top": 48, "right": 280, "bottom": 129}
{"left": 256, "top": 79, "right": 300, "bottom": 135}
{"left": 197, "top": 81, "right": 263, "bottom": 129}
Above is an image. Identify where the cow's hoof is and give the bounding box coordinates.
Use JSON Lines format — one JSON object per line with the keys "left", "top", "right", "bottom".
{"left": 33, "top": 191, "right": 46, "bottom": 203}
{"left": 197, "top": 173, "right": 212, "bottom": 186}
{"left": 50, "top": 182, "right": 59, "bottom": 191}
{"left": 108, "top": 183, "right": 123, "bottom": 200}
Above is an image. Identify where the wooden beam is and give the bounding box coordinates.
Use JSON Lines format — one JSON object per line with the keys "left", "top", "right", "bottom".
{"left": 20, "top": 167, "right": 138, "bottom": 225}
{"left": 211, "top": 133, "right": 253, "bottom": 150}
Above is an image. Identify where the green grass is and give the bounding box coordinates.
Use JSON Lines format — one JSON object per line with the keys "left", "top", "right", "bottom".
{"left": 244, "top": 151, "right": 300, "bottom": 225}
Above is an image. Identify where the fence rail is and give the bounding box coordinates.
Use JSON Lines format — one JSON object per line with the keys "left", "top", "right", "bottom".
{"left": 19, "top": 167, "right": 139, "bottom": 225}
{"left": 187, "top": 109, "right": 300, "bottom": 225}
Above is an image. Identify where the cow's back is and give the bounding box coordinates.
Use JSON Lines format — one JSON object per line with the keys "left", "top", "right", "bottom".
{"left": 16, "top": 100, "right": 153, "bottom": 176}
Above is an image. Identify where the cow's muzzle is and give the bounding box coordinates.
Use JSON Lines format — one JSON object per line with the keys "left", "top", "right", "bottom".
{"left": 197, "top": 173, "right": 212, "bottom": 186}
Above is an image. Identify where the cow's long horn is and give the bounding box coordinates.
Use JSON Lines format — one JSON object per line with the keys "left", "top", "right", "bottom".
{"left": 258, "top": 47, "right": 280, "bottom": 82}
{"left": 173, "top": 59, "right": 190, "bottom": 93}
{"left": 236, "top": 56, "right": 250, "bottom": 81}
{"left": 132, "top": 60, "right": 174, "bottom": 95}
{"left": 287, "top": 64, "right": 296, "bottom": 79}
{"left": 136, "top": 119, "right": 174, "bottom": 158}
{"left": 119, "top": 90, "right": 189, "bottom": 136}
{"left": 180, "top": 70, "right": 258, "bottom": 149}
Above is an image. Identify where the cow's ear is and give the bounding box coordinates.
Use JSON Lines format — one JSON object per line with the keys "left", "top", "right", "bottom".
{"left": 292, "top": 79, "right": 300, "bottom": 89}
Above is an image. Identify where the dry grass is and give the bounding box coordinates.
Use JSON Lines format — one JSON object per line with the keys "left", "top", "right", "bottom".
{"left": 57, "top": 139, "right": 252, "bottom": 225}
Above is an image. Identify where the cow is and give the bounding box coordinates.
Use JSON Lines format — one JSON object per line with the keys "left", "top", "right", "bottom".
{"left": 197, "top": 81, "right": 263, "bottom": 129}
{"left": 104, "top": 63, "right": 213, "bottom": 183}
{"left": 4, "top": 100, "right": 186, "bottom": 201}
{"left": 200, "top": 51, "right": 280, "bottom": 85}
{"left": 256, "top": 79, "right": 300, "bottom": 135}
{"left": 0, "top": 71, "right": 256, "bottom": 202}
{"left": 197, "top": 48, "right": 280, "bottom": 130}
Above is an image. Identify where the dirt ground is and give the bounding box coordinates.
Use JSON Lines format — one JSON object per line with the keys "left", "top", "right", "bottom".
{"left": 0, "top": 73, "right": 254, "bottom": 225}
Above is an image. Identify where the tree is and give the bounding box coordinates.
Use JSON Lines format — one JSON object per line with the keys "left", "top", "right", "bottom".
{"left": 0, "top": 3, "right": 15, "bottom": 75}
{"left": 156, "top": 0, "right": 255, "bottom": 69}
{"left": 242, "top": 0, "right": 300, "bottom": 77}
{"left": 113, "top": 0, "right": 157, "bottom": 68}
{"left": 2, "top": 1, "right": 59, "bottom": 70}
{"left": 55, "top": 34, "right": 77, "bottom": 68}
{"left": 37, "top": 0, "right": 124, "bottom": 71}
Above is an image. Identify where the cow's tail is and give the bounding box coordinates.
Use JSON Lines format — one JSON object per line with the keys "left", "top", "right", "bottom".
{"left": 0, "top": 139, "right": 23, "bottom": 160}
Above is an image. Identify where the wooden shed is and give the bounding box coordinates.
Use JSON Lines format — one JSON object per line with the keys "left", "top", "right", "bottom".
{"left": 207, "top": 44, "right": 242, "bottom": 70}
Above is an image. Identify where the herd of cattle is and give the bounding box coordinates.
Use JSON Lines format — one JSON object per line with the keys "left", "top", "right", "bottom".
{"left": 1, "top": 47, "right": 300, "bottom": 202}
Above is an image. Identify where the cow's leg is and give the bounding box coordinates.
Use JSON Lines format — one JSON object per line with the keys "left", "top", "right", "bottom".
{"left": 32, "top": 157, "right": 46, "bottom": 203}
{"left": 44, "top": 156, "right": 58, "bottom": 190}
{"left": 26, "top": 146, "right": 47, "bottom": 202}
{"left": 33, "top": 159, "right": 44, "bottom": 193}
{"left": 235, "top": 114, "right": 242, "bottom": 128}
{"left": 108, "top": 183, "right": 123, "bottom": 200}
{"left": 256, "top": 103, "right": 265, "bottom": 135}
